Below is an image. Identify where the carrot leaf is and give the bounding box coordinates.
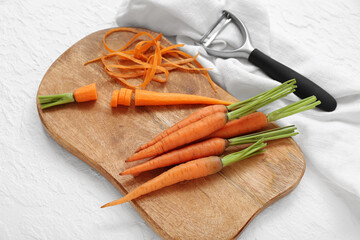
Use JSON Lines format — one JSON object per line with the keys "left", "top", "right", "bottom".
{"left": 221, "top": 139, "right": 267, "bottom": 167}
{"left": 227, "top": 79, "right": 297, "bottom": 111}
{"left": 228, "top": 125, "right": 298, "bottom": 146}
{"left": 267, "top": 96, "right": 321, "bottom": 122}
{"left": 38, "top": 93, "right": 75, "bottom": 109}
{"left": 226, "top": 81, "right": 297, "bottom": 121}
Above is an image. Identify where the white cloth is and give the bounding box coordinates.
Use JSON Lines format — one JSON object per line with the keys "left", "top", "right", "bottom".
{"left": 116, "top": 0, "right": 360, "bottom": 239}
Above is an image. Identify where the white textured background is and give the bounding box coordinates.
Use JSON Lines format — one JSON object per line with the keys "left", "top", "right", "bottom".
{"left": 1, "top": 0, "right": 359, "bottom": 239}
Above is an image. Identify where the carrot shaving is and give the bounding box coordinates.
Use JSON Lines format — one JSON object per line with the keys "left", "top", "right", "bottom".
{"left": 85, "top": 28, "right": 216, "bottom": 91}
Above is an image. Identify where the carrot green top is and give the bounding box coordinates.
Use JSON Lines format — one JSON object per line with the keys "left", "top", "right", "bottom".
{"left": 221, "top": 139, "right": 267, "bottom": 167}
{"left": 38, "top": 83, "right": 98, "bottom": 109}
{"left": 226, "top": 79, "right": 297, "bottom": 121}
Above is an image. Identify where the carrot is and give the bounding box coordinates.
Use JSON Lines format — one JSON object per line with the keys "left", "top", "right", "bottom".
{"left": 135, "top": 105, "right": 228, "bottom": 152}
{"left": 126, "top": 111, "right": 228, "bottom": 162}
{"left": 73, "top": 83, "right": 98, "bottom": 102}
{"left": 205, "top": 112, "right": 268, "bottom": 139}
{"left": 38, "top": 83, "right": 97, "bottom": 109}
{"left": 126, "top": 83, "right": 297, "bottom": 162}
{"left": 110, "top": 90, "right": 119, "bottom": 107}
{"left": 208, "top": 95, "right": 321, "bottom": 139}
{"left": 135, "top": 79, "right": 297, "bottom": 152}
{"left": 85, "top": 28, "right": 217, "bottom": 91}
{"left": 121, "top": 126, "right": 297, "bottom": 176}
{"left": 102, "top": 139, "right": 266, "bottom": 207}
{"left": 134, "top": 89, "right": 234, "bottom": 106}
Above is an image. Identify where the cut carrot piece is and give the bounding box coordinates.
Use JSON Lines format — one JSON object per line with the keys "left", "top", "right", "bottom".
{"left": 134, "top": 89, "right": 233, "bottom": 106}
{"left": 73, "top": 83, "right": 98, "bottom": 103}
{"left": 117, "top": 88, "right": 133, "bottom": 106}
{"left": 118, "top": 88, "right": 126, "bottom": 106}
{"left": 124, "top": 88, "right": 133, "bottom": 106}
{"left": 110, "top": 90, "right": 119, "bottom": 107}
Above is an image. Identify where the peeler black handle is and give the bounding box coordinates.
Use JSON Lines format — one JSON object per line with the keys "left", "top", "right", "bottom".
{"left": 248, "top": 48, "right": 337, "bottom": 112}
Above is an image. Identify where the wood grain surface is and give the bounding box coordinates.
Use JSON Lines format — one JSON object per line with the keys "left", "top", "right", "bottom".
{"left": 37, "top": 28, "right": 305, "bottom": 240}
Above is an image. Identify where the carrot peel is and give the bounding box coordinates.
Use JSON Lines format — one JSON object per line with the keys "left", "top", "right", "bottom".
{"left": 85, "top": 28, "right": 217, "bottom": 90}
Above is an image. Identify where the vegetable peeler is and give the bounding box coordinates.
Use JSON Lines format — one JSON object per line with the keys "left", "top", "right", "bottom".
{"left": 198, "top": 10, "right": 337, "bottom": 112}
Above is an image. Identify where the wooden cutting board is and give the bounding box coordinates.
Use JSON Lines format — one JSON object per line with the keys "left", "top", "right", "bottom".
{"left": 37, "top": 28, "right": 305, "bottom": 240}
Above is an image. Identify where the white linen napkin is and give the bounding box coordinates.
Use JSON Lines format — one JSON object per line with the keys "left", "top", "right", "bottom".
{"left": 116, "top": 0, "right": 360, "bottom": 238}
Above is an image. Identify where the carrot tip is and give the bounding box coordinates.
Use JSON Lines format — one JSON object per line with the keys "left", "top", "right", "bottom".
{"left": 125, "top": 157, "right": 136, "bottom": 162}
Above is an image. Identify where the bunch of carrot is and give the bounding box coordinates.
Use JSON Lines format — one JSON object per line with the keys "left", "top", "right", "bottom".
{"left": 85, "top": 28, "right": 216, "bottom": 91}
{"left": 101, "top": 79, "right": 321, "bottom": 208}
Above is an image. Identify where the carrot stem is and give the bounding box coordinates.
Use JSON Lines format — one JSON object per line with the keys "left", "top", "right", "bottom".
{"left": 228, "top": 125, "right": 297, "bottom": 146}
{"left": 221, "top": 139, "right": 266, "bottom": 167}
{"left": 267, "top": 96, "right": 321, "bottom": 122}
{"left": 38, "top": 93, "right": 75, "bottom": 109}
{"left": 226, "top": 82, "right": 296, "bottom": 121}
{"left": 227, "top": 79, "right": 296, "bottom": 111}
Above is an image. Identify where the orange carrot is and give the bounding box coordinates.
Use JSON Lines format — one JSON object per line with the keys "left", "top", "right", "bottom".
{"left": 206, "top": 112, "right": 268, "bottom": 139}
{"left": 122, "top": 126, "right": 298, "bottom": 176}
{"left": 38, "top": 83, "right": 97, "bottom": 109}
{"left": 127, "top": 95, "right": 320, "bottom": 162}
{"left": 126, "top": 111, "right": 228, "bottom": 162}
{"left": 134, "top": 89, "right": 234, "bottom": 106}
{"left": 208, "top": 96, "right": 322, "bottom": 139}
{"left": 102, "top": 140, "right": 266, "bottom": 207}
{"left": 135, "top": 105, "right": 228, "bottom": 152}
{"left": 122, "top": 138, "right": 227, "bottom": 175}
{"left": 135, "top": 79, "right": 297, "bottom": 152}
{"left": 73, "top": 83, "right": 98, "bottom": 102}
{"left": 104, "top": 156, "right": 223, "bottom": 207}
{"left": 110, "top": 90, "right": 119, "bottom": 107}
{"left": 85, "top": 28, "right": 216, "bottom": 91}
